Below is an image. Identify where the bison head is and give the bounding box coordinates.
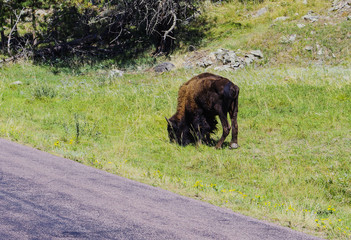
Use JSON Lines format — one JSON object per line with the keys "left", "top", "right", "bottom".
{"left": 165, "top": 117, "right": 179, "bottom": 143}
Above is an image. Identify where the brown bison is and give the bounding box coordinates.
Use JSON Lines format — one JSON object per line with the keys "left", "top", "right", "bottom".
{"left": 166, "top": 72, "right": 239, "bottom": 149}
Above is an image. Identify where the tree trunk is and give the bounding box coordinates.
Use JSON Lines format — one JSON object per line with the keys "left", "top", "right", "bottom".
{"left": 0, "top": 30, "right": 6, "bottom": 53}
{"left": 153, "top": 29, "right": 175, "bottom": 55}
{"left": 32, "top": 4, "right": 37, "bottom": 47}
{"left": 8, "top": 8, "right": 23, "bottom": 56}
{"left": 7, "top": 15, "right": 13, "bottom": 55}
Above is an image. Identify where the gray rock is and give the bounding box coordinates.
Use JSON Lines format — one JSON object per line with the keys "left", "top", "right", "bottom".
{"left": 208, "top": 52, "right": 217, "bottom": 61}
{"left": 214, "top": 48, "right": 226, "bottom": 56}
{"left": 297, "top": 23, "right": 306, "bottom": 28}
{"left": 244, "top": 54, "right": 255, "bottom": 65}
{"left": 279, "top": 36, "right": 289, "bottom": 44}
{"left": 250, "top": 50, "right": 264, "bottom": 58}
{"left": 316, "top": 44, "right": 323, "bottom": 55}
{"left": 214, "top": 49, "right": 238, "bottom": 64}
{"left": 214, "top": 49, "right": 226, "bottom": 61}
{"left": 213, "top": 49, "right": 225, "bottom": 62}
{"left": 10, "top": 81, "right": 23, "bottom": 85}
{"left": 304, "top": 46, "right": 313, "bottom": 51}
{"left": 229, "top": 143, "right": 239, "bottom": 149}
{"left": 280, "top": 34, "right": 297, "bottom": 43}
{"left": 196, "top": 58, "right": 214, "bottom": 68}
{"left": 223, "top": 51, "right": 237, "bottom": 64}
{"left": 253, "top": 7, "right": 268, "bottom": 18}
{"left": 108, "top": 69, "right": 124, "bottom": 78}
{"left": 183, "top": 61, "right": 194, "bottom": 69}
{"left": 329, "top": 0, "right": 351, "bottom": 12}
{"left": 274, "top": 16, "right": 290, "bottom": 22}
{"left": 230, "top": 61, "right": 242, "bottom": 69}
{"left": 348, "top": 15, "right": 351, "bottom": 20}
{"left": 289, "top": 34, "right": 297, "bottom": 42}
{"left": 302, "top": 11, "right": 319, "bottom": 22}
{"left": 153, "top": 62, "right": 175, "bottom": 73}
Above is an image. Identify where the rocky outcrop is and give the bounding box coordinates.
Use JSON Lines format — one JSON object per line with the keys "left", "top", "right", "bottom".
{"left": 184, "top": 48, "right": 264, "bottom": 71}
{"left": 329, "top": 0, "right": 351, "bottom": 14}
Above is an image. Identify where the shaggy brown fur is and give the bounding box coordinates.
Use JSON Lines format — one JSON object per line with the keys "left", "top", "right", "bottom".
{"left": 166, "top": 73, "right": 239, "bottom": 149}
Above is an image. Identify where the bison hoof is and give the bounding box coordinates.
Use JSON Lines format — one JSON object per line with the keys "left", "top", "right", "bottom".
{"left": 229, "top": 143, "right": 239, "bottom": 149}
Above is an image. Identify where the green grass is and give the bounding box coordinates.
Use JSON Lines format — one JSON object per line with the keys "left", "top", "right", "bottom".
{"left": 1, "top": 62, "right": 350, "bottom": 239}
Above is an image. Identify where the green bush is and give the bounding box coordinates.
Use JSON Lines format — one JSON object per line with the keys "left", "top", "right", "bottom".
{"left": 32, "top": 85, "right": 57, "bottom": 99}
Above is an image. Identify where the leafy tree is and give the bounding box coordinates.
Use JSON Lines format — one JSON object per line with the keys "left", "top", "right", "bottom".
{"left": 0, "top": 0, "right": 9, "bottom": 53}
{"left": 100, "top": 0, "right": 201, "bottom": 54}
{"left": 1, "top": 0, "right": 203, "bottom": 59}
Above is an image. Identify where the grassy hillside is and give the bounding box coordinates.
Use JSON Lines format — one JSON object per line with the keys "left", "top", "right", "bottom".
{"left": 1, "top": 1, "right": 350, "bottom": 239}
{"left": 184, "top": 0, "right": 351, "bottom": 66}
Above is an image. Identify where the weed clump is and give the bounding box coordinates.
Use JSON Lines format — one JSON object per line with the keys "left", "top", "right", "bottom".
{"left": 32, "top": 85, "right": 57, "bottom": 99}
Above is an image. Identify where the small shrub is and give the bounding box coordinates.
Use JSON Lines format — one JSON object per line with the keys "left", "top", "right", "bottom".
{"left": 32, "top": 85, "right": 57, "bottom": 99}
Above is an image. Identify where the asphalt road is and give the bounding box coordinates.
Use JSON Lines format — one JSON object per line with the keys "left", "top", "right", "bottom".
{"left": 0, "top": 138, "right": 323, "bottom": 240}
